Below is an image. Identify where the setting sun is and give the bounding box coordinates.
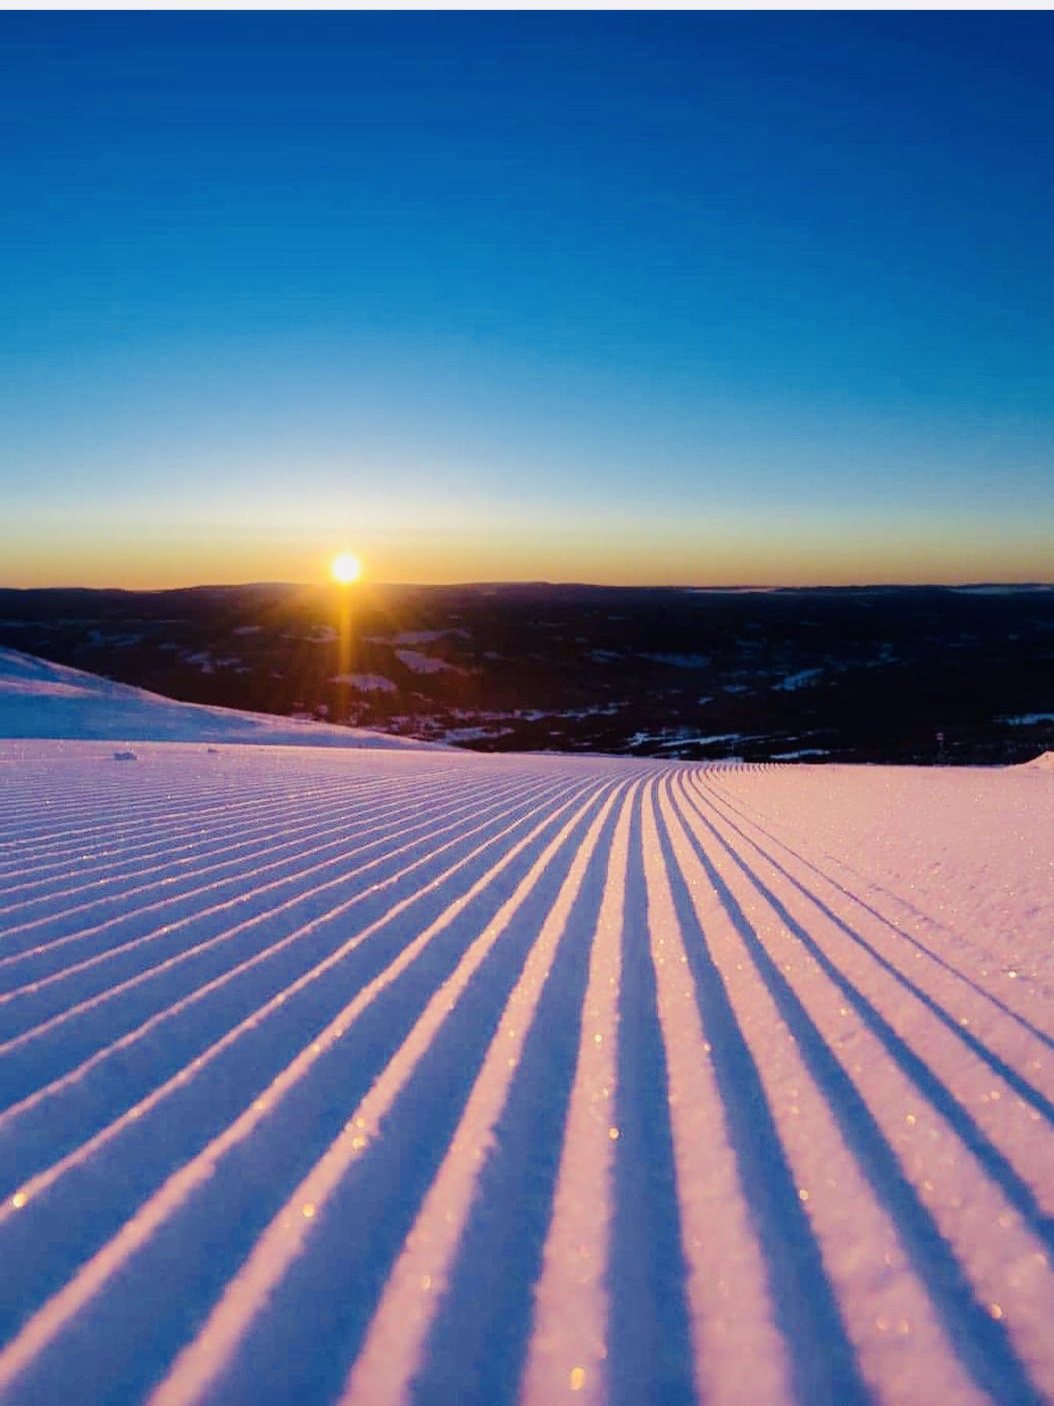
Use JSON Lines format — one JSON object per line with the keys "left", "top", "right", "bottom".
{"left": 330, "top": 551, "right": 362, "bottom": 586}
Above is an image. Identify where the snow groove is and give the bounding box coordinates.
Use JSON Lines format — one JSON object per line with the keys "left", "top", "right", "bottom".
{"left": 0, "top": 742, "right": 1052, "bottom": 1406}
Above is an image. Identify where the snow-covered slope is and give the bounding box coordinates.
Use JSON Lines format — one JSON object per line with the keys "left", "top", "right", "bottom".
{"left": 0, "top": 647, "right": 427, "bottom": 748}
{"left": 0, "top": 735, "right": 1052, "bottom": 1406}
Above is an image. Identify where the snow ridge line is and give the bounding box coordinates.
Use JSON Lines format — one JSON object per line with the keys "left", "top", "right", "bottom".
{"left": 0, "top": 774, "right": 581, "bottom": 1140}
{"left": 512, "top": 778, "right": 633, "bottom": 1406}
{"left": 0, "top": 772, "right": 552, "bottom": 1032}
{"left": 657, "top": 772, "right": 978, "bottom": 1406}
{"left": 0, "top": 753, "right": 480, "bottom": 865}
{"left": 0, "top": 776, "right": 571, "bottom": 1129}
{"left": 0, "top": 776, "right": 536, "bottom": 1006}
{"left": 0, "top": 764, "right": 373, "bottom": 855}
{"left": 0, "top": 766, "right": 456, "bottom": 911}
{"left": 683, "top": 772, "right": 1054, "bottom": 1127}
{"left": 665, "top": 770, "right": 1053, "bottom": 1405}
{"left": 144, "top": 777, "right": 625, "bottom": 1406}
{"left": 144, "top": 781, "right": 623, "bottom": 1406}
{"left": 640, "top": 778, "right": 793, "bottom": 1406}
{"left": 0, "top": 768, "right": 522, "bottom": 961}
{"left": 698, "top": 765, "right": 1044, "bottom": 996}
{"left": 0, "top": 765, "right": 405, "bottom": 880}
{"left": 689, "top": 768, "right": 1054, "bottom": 1057}
{"left": 343, "top": 779, "right": 637, "bottom": 1406}
{"left": 0, "top": 774, "right": 619, "bottom": 1403}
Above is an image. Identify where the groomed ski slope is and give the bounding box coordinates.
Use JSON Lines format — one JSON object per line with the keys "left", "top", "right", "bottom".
{"left": 1, "top": 739, "right": 1053, "bottom": 1406}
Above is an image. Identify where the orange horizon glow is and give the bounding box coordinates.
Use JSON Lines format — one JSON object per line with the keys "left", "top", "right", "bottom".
{"left": 5, "top": 563, "right": 1053, "bottom": 593}
{"left": 3, "top": 520, "right": 1052, "bottom": 594}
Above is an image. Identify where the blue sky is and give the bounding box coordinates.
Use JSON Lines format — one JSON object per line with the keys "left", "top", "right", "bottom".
{"left": 2, "top": 12, "right": 1052, "bottom": 587}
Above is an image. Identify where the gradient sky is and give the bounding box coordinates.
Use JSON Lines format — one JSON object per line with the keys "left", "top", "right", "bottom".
{"left": 2, "top": 11, "right": 1053, "bottom": 589}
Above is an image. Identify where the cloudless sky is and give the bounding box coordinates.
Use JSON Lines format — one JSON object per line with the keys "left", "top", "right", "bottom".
{"left": 2, "top": 11, "right": 1052, "bottom": 588}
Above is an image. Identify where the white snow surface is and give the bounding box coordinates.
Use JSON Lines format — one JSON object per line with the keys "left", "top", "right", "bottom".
{"left": 1, "top": 663, "right": 1053, "bottom": 1405}
{"left": 0, "top": 648, "right": 418, "bottom": 748}
{"left": 641, "top": 652, "right": 710, "bottom": 669}
{"left": 774, "top": 668, "right": 825, "bottom": 691}
{"left": 394, "top": 649, "right": 459, "bottom": 675}
{"left": 330, "top": 673, "right": 399, "bottom": 696}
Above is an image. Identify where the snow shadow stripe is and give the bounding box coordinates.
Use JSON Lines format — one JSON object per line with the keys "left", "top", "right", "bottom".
{"left": 403, "top": 783, "right": 630, "bottom": 1406}
{"left": 140, "top": 780, "right": 617, "bottom": 1406}
{"left": 653, "top": 776, "right": 872, "bottom": 1406}
{"left": 669, "top": 776, "right": 1048, "bottom": 1406}
{"left": 696, "top": 771, "right": 1054, "bottom": 1058}
{"left": 0, "top": 776, "right": 601, "bottom": 1355}
{"left": 682, "top": 778, "right": 1054, "bottom": 1260}
{"left": 608, "top": 782, "right": 697, "bottom": 1406}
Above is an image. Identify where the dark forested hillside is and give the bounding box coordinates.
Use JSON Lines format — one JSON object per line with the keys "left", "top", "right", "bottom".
{"left": 1, "top": 582, "right": 1052, "bottom": 763}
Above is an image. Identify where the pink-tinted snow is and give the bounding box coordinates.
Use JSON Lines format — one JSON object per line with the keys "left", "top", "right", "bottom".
{"left": 0, "top": 724, "right": 1053, "bottom": 1405}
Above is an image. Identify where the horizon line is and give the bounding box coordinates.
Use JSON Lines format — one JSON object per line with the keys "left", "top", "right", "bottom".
{"left": 3, "top": 578, "right": 1054, "bottom": 596}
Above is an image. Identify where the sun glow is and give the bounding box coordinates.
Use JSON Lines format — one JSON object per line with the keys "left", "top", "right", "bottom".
{"left": 330, "top": 551, "right": 362, "bottom": 586}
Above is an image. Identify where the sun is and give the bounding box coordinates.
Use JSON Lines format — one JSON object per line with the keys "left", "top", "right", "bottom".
{"left": 330, "top": 551, "right": 362, "bottom": 586}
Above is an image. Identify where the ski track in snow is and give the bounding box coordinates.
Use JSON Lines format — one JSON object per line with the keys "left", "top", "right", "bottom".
{"left": 0, "top": 739, "right": 1052, "bottom": 1406}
